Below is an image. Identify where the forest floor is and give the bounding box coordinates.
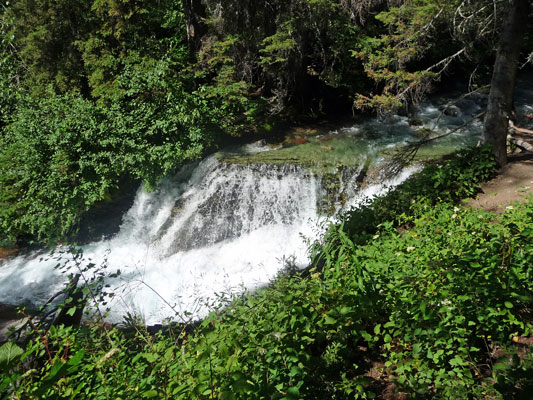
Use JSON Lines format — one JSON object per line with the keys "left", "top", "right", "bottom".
{"left": 468, "top": 152, "right": 533, "bottom": 211}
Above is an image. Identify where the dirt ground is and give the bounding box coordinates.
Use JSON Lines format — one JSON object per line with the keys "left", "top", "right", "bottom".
{"left": 467, "top": 153, "right": 533, "bottom": 212}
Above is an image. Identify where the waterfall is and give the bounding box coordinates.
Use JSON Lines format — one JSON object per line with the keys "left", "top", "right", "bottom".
{"left": 0, "top": 151, "right": 417, "bottom": 324}
{"left": 2, "top": 80, "right": 516, "bottom": 324}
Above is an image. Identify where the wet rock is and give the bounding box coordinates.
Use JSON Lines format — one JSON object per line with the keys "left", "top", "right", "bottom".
{"left": 0, "top": 319, "right": 27, "bottom": 343}
{"left": 0, "top": 303, "right": 22, "bottom": 321}
{"left": 0, "top": 246, "right": 19, "bottom": 259}
{"left": 318, "top": 134, "right": 336, "bottom": 142}
{"left": 287, "top": 126, "right": 321, "bottom": 137}
{"left": 414, "top": 127, "right": 435, "bottom": 138}
{"left": 286, "top": 137, "right": 309, "bottom": 146}
{"left": 0, "top": 303, "right": 25, "bottom": 343}
{"left": 442, "top": 105, "right": 460, "bottom": 117}
{"left": 408, "top": 117, "right": 423, "bottom": 126}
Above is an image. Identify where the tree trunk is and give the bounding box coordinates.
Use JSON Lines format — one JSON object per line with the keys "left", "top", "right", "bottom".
{"left": 482, "top": 0, "right": 529, "bottom": 167}
{"left": 183, "top": 0, "right": 207, "bottom": 49}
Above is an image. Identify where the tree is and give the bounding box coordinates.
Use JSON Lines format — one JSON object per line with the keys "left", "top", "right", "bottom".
{"left": 5, "top": 0, "right": 91, "bottom": 96}
{"left": 483, "top": 0, "right": 530, "bottom": 167}
{"left": 354, "top": 0, "right": 533, "bottom": 167}
{"left": 186, "top": 0, "right": 364, "bottom": 117}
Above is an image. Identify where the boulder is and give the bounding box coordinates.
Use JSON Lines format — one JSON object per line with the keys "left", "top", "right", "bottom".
{"left": 408, "top": 117, "right": 423, "bottom": 126}
{"left": 0, "top": 246, "right": 19, "bottom": 259}
{"left": 442, "top": 105, "right": 460, "bottom": 117}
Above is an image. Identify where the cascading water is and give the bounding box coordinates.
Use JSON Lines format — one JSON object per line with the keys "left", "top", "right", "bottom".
{"left": 0, "top": 154, "right": 322, "bottom": 322}
{"left": 157, "top": 159, "right": 320, "bottom": 253}
{"left": 1, "top": 78, "right": 532, "bottom": 325}
{"left": 0, "top": 147, "right": 415, "bottom": 324}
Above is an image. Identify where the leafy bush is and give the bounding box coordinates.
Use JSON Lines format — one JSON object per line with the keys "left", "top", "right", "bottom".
{"left": 340, "top": 145, "right": 497, "bottom": 244}
{"left": 0, "top": 84, "right": 217, "bottom": 243}
{"left": 3, "top": 148, "right": 532, "bottom": 399}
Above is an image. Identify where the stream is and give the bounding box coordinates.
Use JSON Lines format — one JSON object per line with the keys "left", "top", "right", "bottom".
{"left": 1, "top": 77, "right": 532, "bottom": 325}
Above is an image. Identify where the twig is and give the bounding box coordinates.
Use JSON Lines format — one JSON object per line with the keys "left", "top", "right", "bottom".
{"left": 383, "top": 111, "right": 484, "bottom": 178}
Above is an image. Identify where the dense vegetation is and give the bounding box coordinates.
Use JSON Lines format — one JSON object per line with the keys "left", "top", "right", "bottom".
{"left": 2, "top": 0, "right": 532, "bottom": 246}
{"left": 3, "top": 147, "right": 533, "bottom": 398}
{"left": 1, "top": 1, "right": 533, "bottom": 398}
{"left": 0, "top": 1, "right": 228, "bottom": 245}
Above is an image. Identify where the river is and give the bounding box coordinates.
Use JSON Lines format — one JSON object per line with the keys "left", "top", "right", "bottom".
{"left": 1, "top": 77, "right": 532, "bottom": 325}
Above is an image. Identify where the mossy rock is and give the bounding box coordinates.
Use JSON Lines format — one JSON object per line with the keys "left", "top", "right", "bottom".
{"left": 409, "top": 117, "right": 424, "bottom": 126}
{"left": 219, "top": 136, "right": 372, "bottom": 176}
{"left": 414, "top": 127, "right": 436, "bottom": 138}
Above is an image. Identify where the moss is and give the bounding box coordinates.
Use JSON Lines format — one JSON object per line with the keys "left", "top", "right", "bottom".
{"left": 219, "top": 136, "right": 373, "bottom": 175}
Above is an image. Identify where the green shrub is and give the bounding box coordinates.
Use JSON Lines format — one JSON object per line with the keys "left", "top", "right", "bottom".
{"left": 340, "top": 145, "right": 497, "bottom": 244}
{"left": 4, "top": 148, "right": 532, "bottom": 399}
{"left": 0, "top": 79, "right": 218, "bottom": 243}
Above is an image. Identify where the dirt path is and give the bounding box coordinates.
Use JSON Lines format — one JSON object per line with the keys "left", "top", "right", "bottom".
{"left": 467, "top": 153, "right": 533, "bottom": 212}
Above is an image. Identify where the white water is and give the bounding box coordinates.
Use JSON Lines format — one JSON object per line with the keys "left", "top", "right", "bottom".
{"left": 2, "top": 78, "right": 531, "bottom": 325}
{"left": 0, "top": 150, "right": 416, "bottom": 324}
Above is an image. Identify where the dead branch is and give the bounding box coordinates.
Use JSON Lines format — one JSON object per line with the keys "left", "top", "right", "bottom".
{"left": 382, "top": 111, "right": 485, "bottom": 179}
{"left": 509, "top": 119, "right": 533, "bottom": 135}
{"left": 508, "top": 135, "right": 533, "bottom": 151}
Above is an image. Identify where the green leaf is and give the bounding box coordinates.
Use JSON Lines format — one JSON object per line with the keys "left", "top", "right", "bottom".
{"left": 67, "top": 350, "right": 85, "bottom": 367}
{"left": 412, "top": 343, "right": 421, "bottom": 357}
{"left": 0, "top": 342, "right": 23, "bottom": 370}
{"left": 220, "top": 392, "right": 235, "bottom": 400}
{"left": 66, "top": 306, "right": 77, "bottom": 316}
{"left": 141, "top": 353, "right": 158, "bottom": 363}
{"left": 420, "top": 301, "right": 427, "bottom": 314}
{"left": 493, "top": 362, "right": 510, "bottom": 371}
{"left": 287, "top": 386, "right": 300, "bottom": 398}
{"left": 504, "top": 301, "right": 513, "bottom": 309}
{"left": 44, "top": 360, "right": 68, "bottom": 383}
{"left": 340, "top": 306, "right": 354, "bottom": 315}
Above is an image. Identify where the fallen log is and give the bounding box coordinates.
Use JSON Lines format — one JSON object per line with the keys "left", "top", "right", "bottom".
{"left": 507, "top": 135, "right": 533, "bottom": 152}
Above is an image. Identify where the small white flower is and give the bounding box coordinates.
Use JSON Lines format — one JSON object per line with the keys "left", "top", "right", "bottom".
{"left": 451, "top": 214, "right": 457, "bottom": 219}
{"left": 453, "top": 206, "right": 460, "bottom": 212}
{"left": 373, "top": 234, "right": 380, "bottom": 239}
{"left": 406, "top": 246, "right": 415, "bottom": 252}
{"left": 506, "top": 206, "right": 513, "bottom": 210}
{"left": 478, "top": 215, "right": 483, "bottom": 219}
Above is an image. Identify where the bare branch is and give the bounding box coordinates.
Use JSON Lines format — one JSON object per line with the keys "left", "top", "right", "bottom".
{"left": 425, "top": 48, "right": 466, "bottom": 76}
{"left": 382, "top": 111, "right": 485, "bottom": 178}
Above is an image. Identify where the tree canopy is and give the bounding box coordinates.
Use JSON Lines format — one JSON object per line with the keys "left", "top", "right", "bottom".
{"left": 0, "top": 0, "right": 532, "bottom": 244}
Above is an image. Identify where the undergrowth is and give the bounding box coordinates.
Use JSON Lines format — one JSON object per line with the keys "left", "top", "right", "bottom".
{"left": 2, "top": 146, "right": 533, "bottom": 399}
